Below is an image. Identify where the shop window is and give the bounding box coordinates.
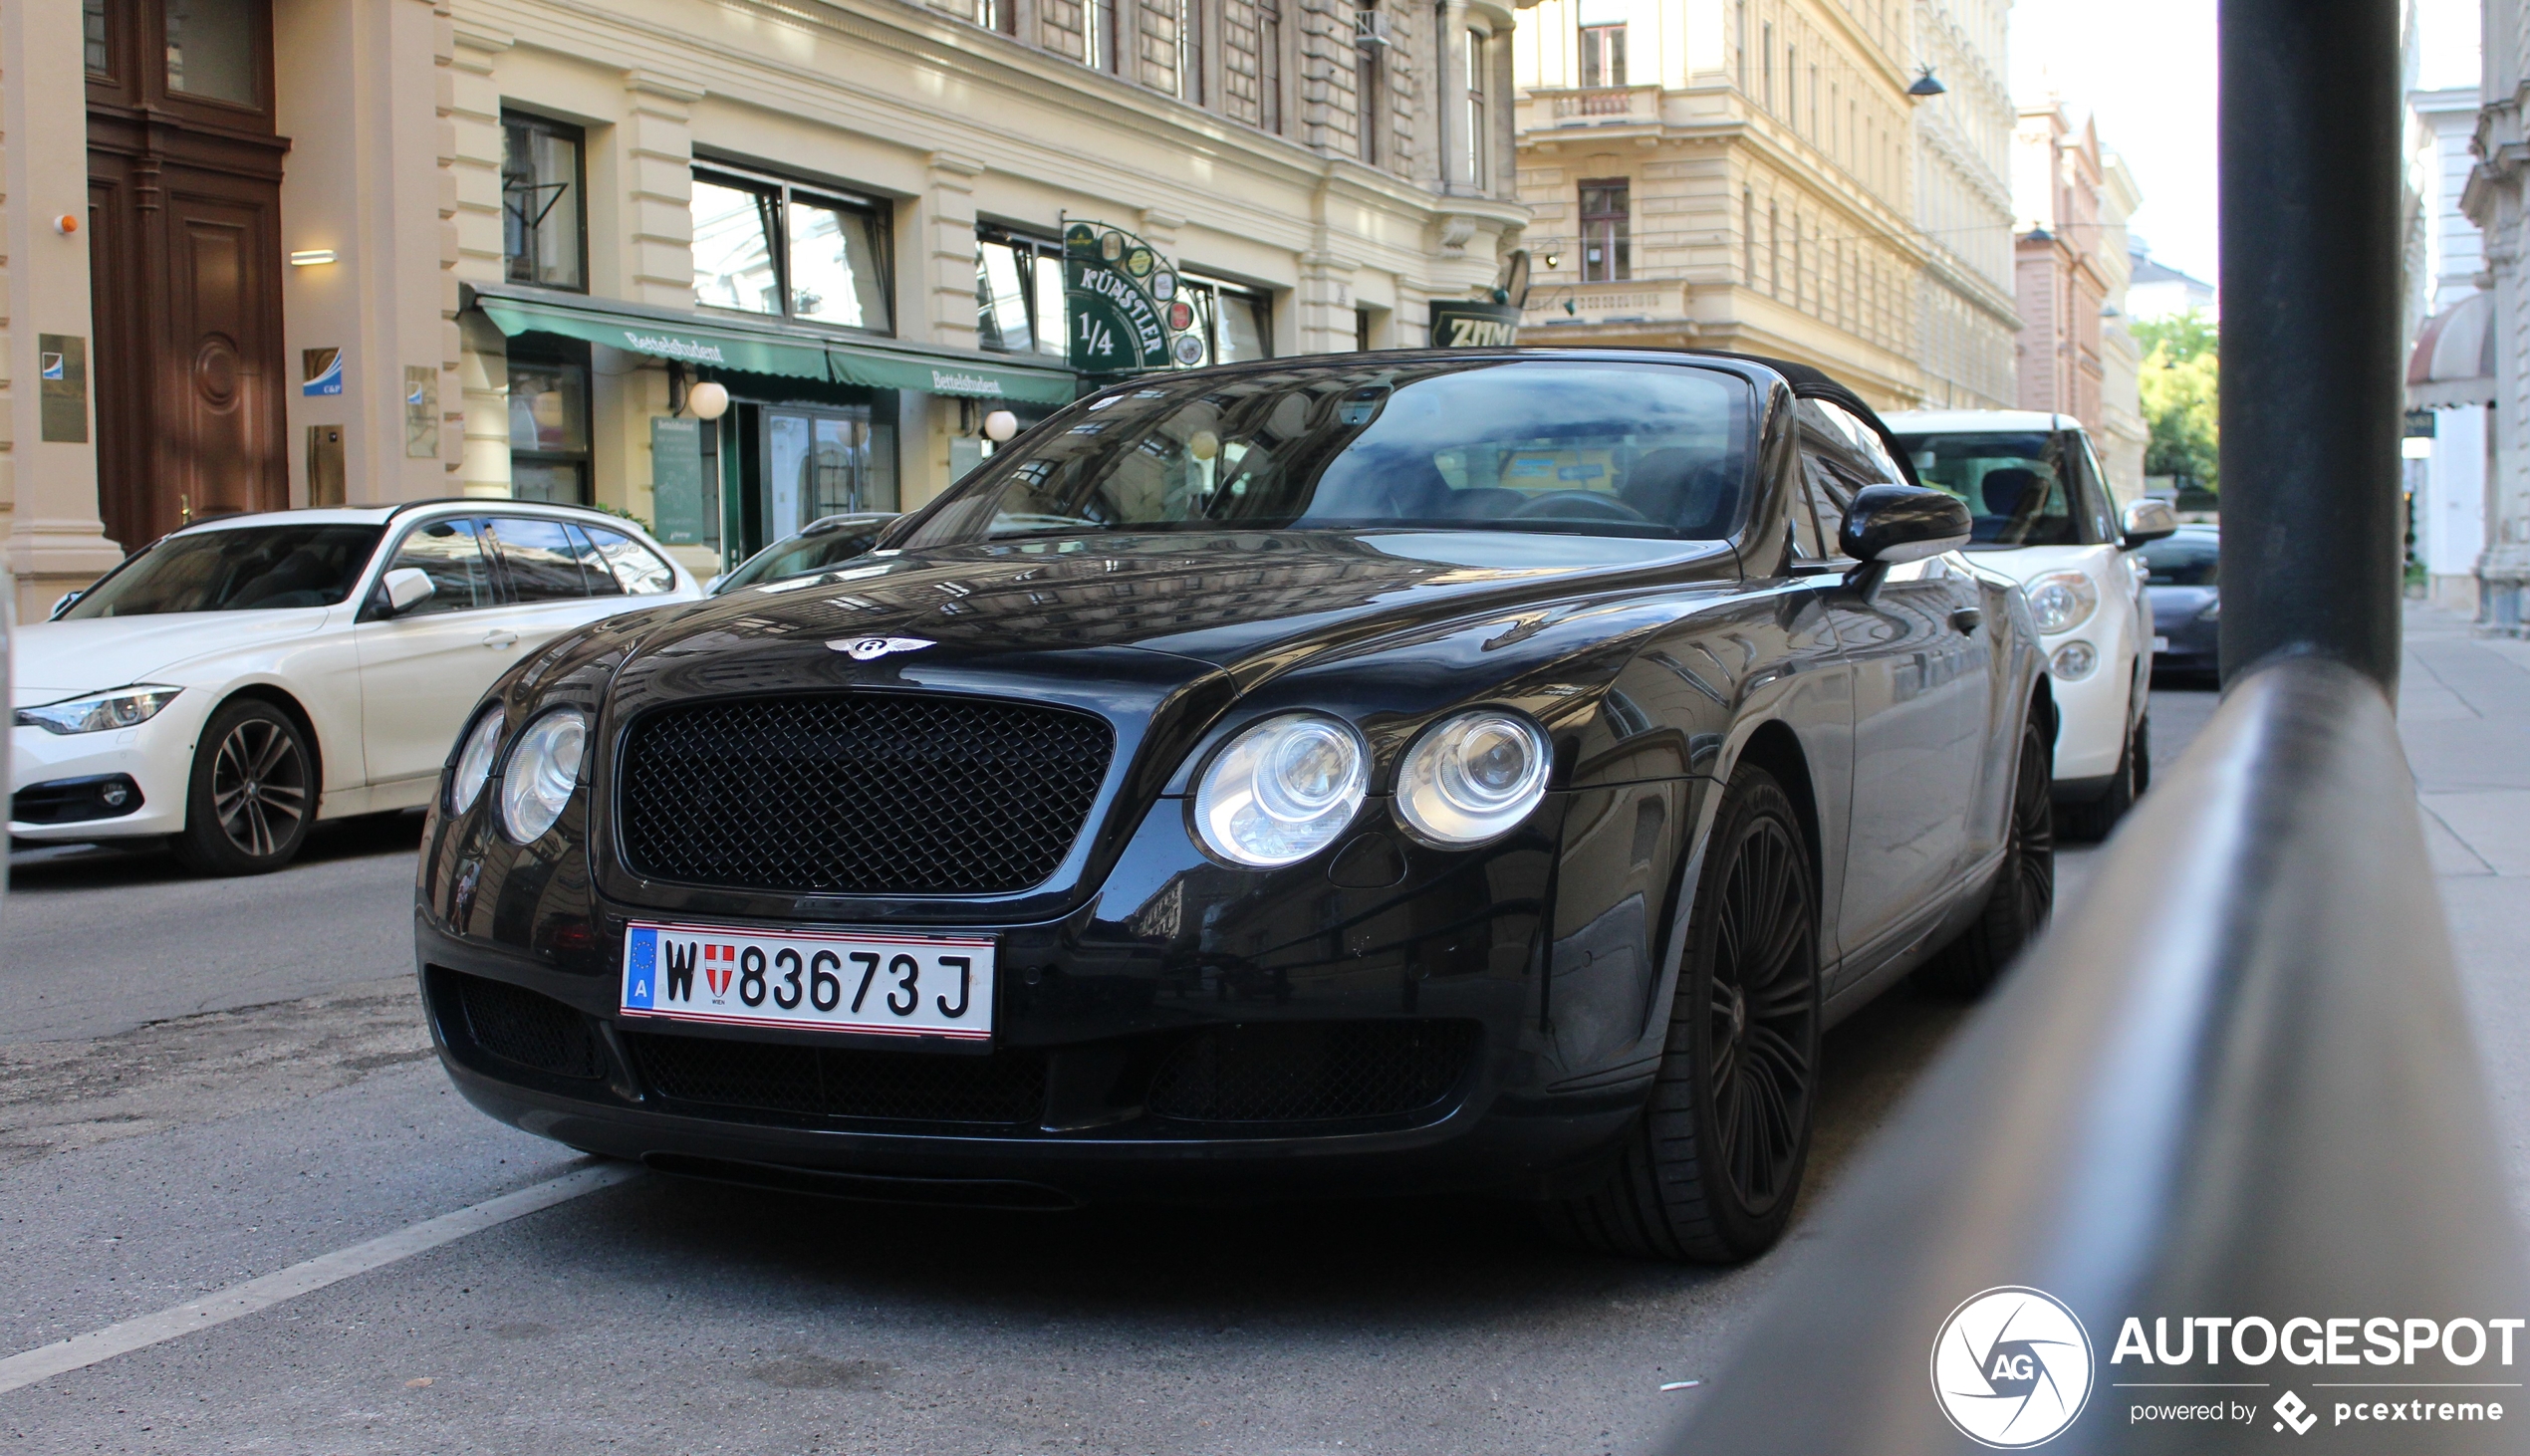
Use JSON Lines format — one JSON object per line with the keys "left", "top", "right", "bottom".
{"left": 1184, "top": 275, "right": 1273, "bottom": 364}
{"left": 691, "top": 166, "right": 893, "bottom": 335}
{"left": 164, "top": 0, "right": 258, "bottom": 105}
{"left": 507, "top": 345, "right": 591, "bottom": 506}
{"left": 503, "top": 113, "right": 585, "bottom": 292}
{"left": 976, "top": 229, "right": 1068, "bottom": 358}
{"left": 1580, "top": 180, "right": 1631, "bottom": 282}
{"left": 1578, "top": 22, "right": 1625, "bottom": 88}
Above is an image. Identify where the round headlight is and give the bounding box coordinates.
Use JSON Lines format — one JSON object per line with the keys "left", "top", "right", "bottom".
{"left": 2050, "top": 640, "right": 2100, "bottom": 681}
{"left": 1394, "top": 708, "right": 1552, "bottom": 848}
{"left": 2025, "top": 570, "right": 2100, "bottom": 634}
{"left": 1192, "top": 712, "right": 1369, "bottom": 867}
{"left": 448, "top": 706, "right": 505, "bottom": 814}
{"left": 499, "top": 708, "right": 589, "bottom": 844}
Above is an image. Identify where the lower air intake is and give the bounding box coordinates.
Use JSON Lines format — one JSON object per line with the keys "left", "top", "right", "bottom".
{"left": 626, "top": 1031, "right": 1048, "bottom": 1128}
{"left": 1146, "top": 1020, "right": 1481, "bottom": 1124}
{"left": 439, "top": 970, "right": 607, "bottom": 1081}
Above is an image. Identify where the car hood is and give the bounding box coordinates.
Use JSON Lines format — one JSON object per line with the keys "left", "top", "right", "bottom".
{"left": 1957, "top": 542, "right": 2110, "bottom": 585}
{"left": 12, "top": 609, "right": 338, "bottom": 705}
{"left": 622, "top": 529, "right": 1741, "bottom": 689}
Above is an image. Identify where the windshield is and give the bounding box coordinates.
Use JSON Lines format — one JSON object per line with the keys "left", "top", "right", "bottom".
{"left": 2140, "top": 532, "right": 2219, "bottom": 586}
{"left": 1895, "top": 431, "right": 2085, "bottom": 548}
{"left": 899, "top": 360, "right": 1754, "bottom": 547}
{"left": 715, "top": 519, "right": 891, "bottom": 593}
{"left": 63, "top": 525, "right": 382, "bottom": 617}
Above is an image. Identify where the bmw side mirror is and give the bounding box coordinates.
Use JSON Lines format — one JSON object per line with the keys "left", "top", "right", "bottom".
{"left": 2121, "top": 498, "right": 2179, "bottom": 550}
{"left": 1839, "top": 484, "right": 1972, "bottom": 601}
{"left": 381, "top": 566, "right": 437, "bottom": 615}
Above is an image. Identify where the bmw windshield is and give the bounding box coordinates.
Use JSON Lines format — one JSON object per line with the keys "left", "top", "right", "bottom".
{"left": 63, "top": 525, "right": 383, "bottom": 617}
{"left": 899, "top": 360, "right": 1756, "bottom": 547}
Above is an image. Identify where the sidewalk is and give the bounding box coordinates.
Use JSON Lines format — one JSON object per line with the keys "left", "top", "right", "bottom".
{"left": 2402, "top": 605, "right": 2530, "bottom": 1218}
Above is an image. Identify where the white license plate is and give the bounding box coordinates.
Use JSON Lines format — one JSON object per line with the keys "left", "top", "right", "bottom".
{"left": 621, "top": 921, "right": 994, "bottom": 1043}
{"left": 2152, "top": 635, "right": 2171, "bottom": 652}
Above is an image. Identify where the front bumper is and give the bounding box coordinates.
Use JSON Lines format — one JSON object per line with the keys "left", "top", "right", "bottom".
{"left": 8, "top": 717, "right": 193, "bottom": 842}
{"left": 415, "top": 789, "right": 1664, "bottom": 1206}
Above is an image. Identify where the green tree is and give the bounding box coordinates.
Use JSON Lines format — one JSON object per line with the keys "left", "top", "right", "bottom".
{"left": 2135, "top": 309, "right": 2218, "bottom": 499}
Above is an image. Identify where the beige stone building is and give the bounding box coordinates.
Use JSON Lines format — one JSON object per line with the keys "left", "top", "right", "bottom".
{"left": 1, "top": 0, "right": 1524, "bottom": 613}
{"left": 2008, "top": 105, "right": 2106, "bottom": 429}
{"left": 2094, "top": 147, "right": 2147, "bottom": 502}
{"left": 1508, "top": 0, "right": 2014, "bottom": 414}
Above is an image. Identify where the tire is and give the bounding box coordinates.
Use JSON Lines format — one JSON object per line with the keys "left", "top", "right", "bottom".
{"left": 170, "top": 698, "right": 316, "bottom": 875}
{"left": 1919, "top": 709, "right": 2056, "bottom": 999}
{"left": 2059, "top": 710, "right": 2146, "bottom": 843}
{"left": 1543, "top": 764, "right": 1822, "bottom": 1264}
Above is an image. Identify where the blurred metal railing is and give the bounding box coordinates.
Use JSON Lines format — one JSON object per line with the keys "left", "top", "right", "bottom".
{"left": 1665, "top": 0, "right": 2528, "bottom": 1449}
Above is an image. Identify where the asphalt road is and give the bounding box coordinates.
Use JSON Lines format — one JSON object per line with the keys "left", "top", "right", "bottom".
{"left": 0, "top": 686, "right": 2219, "bottom": 1455}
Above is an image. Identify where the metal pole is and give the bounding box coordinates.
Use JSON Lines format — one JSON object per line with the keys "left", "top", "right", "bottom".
{"left": 2217, "top": 0, "right": 2405, "bottom": 692}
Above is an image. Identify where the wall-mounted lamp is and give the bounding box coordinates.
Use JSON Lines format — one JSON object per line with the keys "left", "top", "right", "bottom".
{"left": 1542, "top": 252, "right": 1563, "bottom": 269}
{"left": 686, "top": 380, "right": 730, "bottom": 421}
{"left": 1906, "top": 67, "right": 1947, "bottom": 98}
{"left": 52, "top": 214, "right": 79, "bottom": 236}
{"left": 288, "top": 249, "right": 339, "bottom": 267}
{"left": 983, "top": 409, "right": 1019, "bottom": 443}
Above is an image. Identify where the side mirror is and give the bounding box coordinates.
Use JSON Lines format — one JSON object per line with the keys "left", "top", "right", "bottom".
{"left": 1838, "top": 484, "right": 1972, "bottom": 600}
{"left": 48, "top": 591, "right": 81, "bottom": 620}
{"left": 2121, "top": 497, "right": 2179, "bottom": 549}
{"left": 381, "top": 566, "right": 437, "bottom": 614}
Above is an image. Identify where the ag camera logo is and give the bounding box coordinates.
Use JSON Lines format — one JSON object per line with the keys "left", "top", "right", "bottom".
{"left": 1931, "top": 1287, "right": 2096, "bottom": 1447}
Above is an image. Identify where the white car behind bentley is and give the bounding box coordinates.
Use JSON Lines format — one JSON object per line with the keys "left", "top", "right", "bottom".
{"left": 11, "top": 502, "right": 699, "bottom": 873}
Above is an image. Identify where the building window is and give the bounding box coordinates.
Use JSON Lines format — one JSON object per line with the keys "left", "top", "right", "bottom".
{"left": 1356, "top": 0, "right": 1383, "bottom": 163}
{"left": 691, "top": 167, "right": 893, "bottom": 335}
{"left": 1179, "top": 0, "right": 1204, "bottom": 101}
{"left": 1465, "top": 28, "right": 1489, "bottom": 188}
{"left": 1580, "top": 180, "right": 1630, "bottom": 282}
{"left": 976, "top": 229, "right": 1068, "bottom": 357}
{"left": 1761, "top": 22, "right": 1773, "bottom": 110}
{"left": 1809, "top": 63, "right": 1819, "bottom": 136}
{"left": 1743, "top": 186, "right": 1755, "bottom": 286}
{"left": 1735, "top": 0, "right": 1747, "bottom": 90}
{"left": 979, "top": 0, "right": 1016, "bottom": 33}
{"left": 1769, "top": 201, "right": 1782, "bottom": 297}
{"left": 503, "top": 113, "right": 585, "bottom": 292}
{"left": 1579, "top": 22, "right": 1625, "bottom": 87}
{"left": 1259, "top": 0, "right": 1285, "bottom": 132}
{"left": 164, "top": 0, "right": 259, "bottom": 106}
{"left": 83, "top": 0, "right": 110, "bottom": 74}
{"left": 1785, "top": 46, "right": 1795, "bottom": 126}
{"left": 1087, "top": 0, "right": 1120, "bottom": 72}
{"left": 1184, "top": 275, "right": 1273, "bottom": 364}
{"left": 508, "top": 344, "right": 592, "bottom": 505}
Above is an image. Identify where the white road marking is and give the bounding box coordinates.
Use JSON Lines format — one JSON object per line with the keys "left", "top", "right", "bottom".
{"left": 0, "top": 1162, "right": 639, "bottom": 1396}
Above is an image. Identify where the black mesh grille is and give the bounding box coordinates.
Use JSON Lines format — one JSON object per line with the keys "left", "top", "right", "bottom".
{"left": 617, "top": 693, "right": 1113, "bottom": 895}
{"left": 443, "top": 971, "right": 606, "bottom": 1081}
{"left": 1147, "top": 1021, "right": 1481, "bottom": 1124}
{"left": 626, "top": 1031, "right": 1048, "bottom": 1127}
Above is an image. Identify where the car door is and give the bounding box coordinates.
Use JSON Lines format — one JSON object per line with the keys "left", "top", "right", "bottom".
{"left": 480, "top": 515, "right": 628, "bottom": 654}
{"left": 351, "top": 516, "right": 508, "bottom": 794}
{"left": 1796, "top": 398, "right": 1994, "bottom": 974}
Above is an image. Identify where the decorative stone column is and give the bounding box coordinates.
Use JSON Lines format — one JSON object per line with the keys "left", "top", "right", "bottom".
{"left": 623, "top": 71, "right": 704, "bottom": 309}
{"left": 2, "top": 0, "right": 125, "bottom": 616}
{"left": 449, "top": 24, "right": 512, "bottom": 497}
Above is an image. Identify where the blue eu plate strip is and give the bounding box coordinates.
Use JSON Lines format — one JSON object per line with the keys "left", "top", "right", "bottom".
{"left": 624, "top": 927, "right": 656, "bottom": 1009}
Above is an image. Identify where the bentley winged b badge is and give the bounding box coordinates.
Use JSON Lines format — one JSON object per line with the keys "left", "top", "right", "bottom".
{"left": 827, "top": 635, "right": 935, "bottom": 661}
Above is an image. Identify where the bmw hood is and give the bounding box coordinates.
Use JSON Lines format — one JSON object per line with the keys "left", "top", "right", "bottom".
{"left": 11, "top": 610, "right": 337, "bottom": 705}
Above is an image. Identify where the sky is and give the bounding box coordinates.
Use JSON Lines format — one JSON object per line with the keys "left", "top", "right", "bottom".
{"left": 2005, "top": 0, "right": 2481, "bottom": 296}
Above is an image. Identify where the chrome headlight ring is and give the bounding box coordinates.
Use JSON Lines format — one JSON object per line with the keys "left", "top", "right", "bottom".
{"left": 1190, "top": 711, "right": 1371, "bottom": 868}
{"left": 498, "top": 706, "right": 590, "bottom": 844}
{"left": 447, "top": 705, "right": 506, "bottom": 815}
{"left": 1392, "top": 707, "right": 1553, "bottom": 849}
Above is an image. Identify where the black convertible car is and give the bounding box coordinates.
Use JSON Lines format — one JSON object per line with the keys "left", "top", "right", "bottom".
{"left": 416, "top": 349, "right": 2052, "bottom": 1264}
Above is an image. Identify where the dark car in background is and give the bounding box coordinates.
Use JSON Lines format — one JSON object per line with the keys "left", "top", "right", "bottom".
{"left": 706, "top": 512, "right": 897, "bottom": 595}
{"left": 416, "top": 349, "right": 2054, "bottom": 1265}
{"left": 2142, "top": 524, "right": 2219, "bottom": 678}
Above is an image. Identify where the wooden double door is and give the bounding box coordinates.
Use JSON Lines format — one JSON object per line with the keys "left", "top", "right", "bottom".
{"left": 85, "top": 0, "right": 291, "bottom": 551}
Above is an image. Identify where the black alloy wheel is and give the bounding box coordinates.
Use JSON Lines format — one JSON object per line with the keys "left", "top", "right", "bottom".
{"left": 1920, "top": 708, "right": 2056, "bottom": 998}
{"left": 1545, "top": 764, "right": 1822, "bottom": 1264}
{"left": 172, "top": 698, "right": 315, "bottom": 875}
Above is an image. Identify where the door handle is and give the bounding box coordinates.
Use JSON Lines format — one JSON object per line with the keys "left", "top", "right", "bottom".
{"left": 1949, "top": 607, "right": 1983, "bottom": 634}
{"left": 481, "top": 629, "right": 519, "bottom": 649}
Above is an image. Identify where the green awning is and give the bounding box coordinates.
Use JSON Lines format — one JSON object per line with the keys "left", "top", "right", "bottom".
{"left": 464, "top": 285, "right": 1077, "bottom": 403}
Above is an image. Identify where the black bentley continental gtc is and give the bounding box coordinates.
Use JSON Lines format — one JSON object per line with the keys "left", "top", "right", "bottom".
{"left": 417, "top": 349, "right": 2054, "bottom": 1264}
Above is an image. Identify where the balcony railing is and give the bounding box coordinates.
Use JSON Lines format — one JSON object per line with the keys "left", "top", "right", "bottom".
{"left": 1524, "top": 85, "right": 1661, "bottom": 126}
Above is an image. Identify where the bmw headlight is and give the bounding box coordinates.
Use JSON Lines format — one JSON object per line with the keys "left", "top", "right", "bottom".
{"left": 2025, "top": 571, "right": 2100, "bottom": 634}
{"left": 499, "top": 707, "right": 588, "bottom": 843}
{"left": 1394, "top": 709, "right": 1553, "bottom": 847}
{"left": 14, "top": 684, "right": 182, "bottom": 735}
{"left": 1192, "top": 712, "right": 1369, "bottom": 867}
{"left": 448, "top": 706, "right": 505, "bottom": 815}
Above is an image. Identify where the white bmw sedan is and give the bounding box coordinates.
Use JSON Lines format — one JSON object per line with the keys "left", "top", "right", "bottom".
{"left": 12, "top": 501, "right": 701, "bottom": 873}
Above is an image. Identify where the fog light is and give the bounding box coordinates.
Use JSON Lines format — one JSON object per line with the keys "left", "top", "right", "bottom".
{"left": 2050, "top": 641, "right": 2099, "bottom": 681}
{"left": 100, "top": 783, "right": 128, "bottom": 808}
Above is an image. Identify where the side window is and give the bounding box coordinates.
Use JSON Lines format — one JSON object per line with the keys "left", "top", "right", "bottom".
{"left": 581, "top": 525, "right": 677, "bottom": 596}
{"left": 484, "top": 516, "right": 592, "bottom": 603}
{"left": 562, "top": 526, "right": 625, "bottom": 598}
{"left": 382, "top": 518, "right": 491, "bottom": 615}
